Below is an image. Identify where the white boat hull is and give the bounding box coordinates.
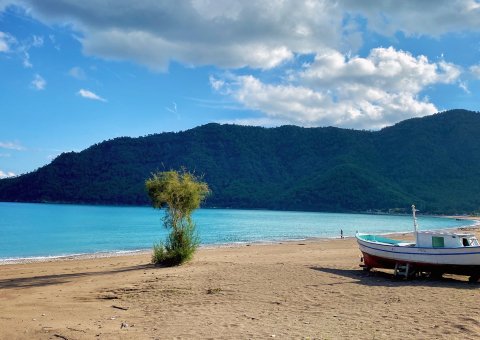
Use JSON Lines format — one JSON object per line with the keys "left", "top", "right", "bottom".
{"left": 357, "top": 237, "right": 480, "bottom": 266}
{"left": 356, "top": 236, "right": 480, "bottom": 277}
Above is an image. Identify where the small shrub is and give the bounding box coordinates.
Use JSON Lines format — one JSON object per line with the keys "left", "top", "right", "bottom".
{"left": 152, "top": 242, "right": 167, "bottom": 265}
{"left": 146, "top": 169, "right": 208, "bottom": 266}
{"left": 152, "top": 222, "right": 199, "bottom": 266}
{"left": 145, "top": 169, "right": 210, "bottom": 266}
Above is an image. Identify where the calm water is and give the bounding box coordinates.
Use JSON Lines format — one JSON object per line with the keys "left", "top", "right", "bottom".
{"left": 0, "top": 202, "right": 472, "bottom": 260}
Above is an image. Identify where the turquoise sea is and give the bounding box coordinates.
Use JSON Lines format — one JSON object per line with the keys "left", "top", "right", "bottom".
{"left": 0, "top": 202, "right": 474, "bottom": 261}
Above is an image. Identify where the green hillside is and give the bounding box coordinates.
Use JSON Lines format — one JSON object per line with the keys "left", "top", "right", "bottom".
{"left": 1, "top": 109, "right": 479, "bottom": 214}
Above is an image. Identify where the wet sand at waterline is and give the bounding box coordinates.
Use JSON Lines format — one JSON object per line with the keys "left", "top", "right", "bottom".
{"left": 1, "top": 229, "right": 480, "bottom": 339}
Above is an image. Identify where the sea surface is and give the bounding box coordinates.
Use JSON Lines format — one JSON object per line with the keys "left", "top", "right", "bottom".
{"left": 0, "top": 202, "right": 474, "bottom": 261}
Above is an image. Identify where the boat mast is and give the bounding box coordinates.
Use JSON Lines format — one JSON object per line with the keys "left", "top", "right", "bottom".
{"left": 412, "top": 204, "right": 418, "bottom": 244}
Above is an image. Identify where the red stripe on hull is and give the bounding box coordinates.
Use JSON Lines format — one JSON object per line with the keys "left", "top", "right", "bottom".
{"left": 361, "top": 252, "right": 480, "bottom": 276}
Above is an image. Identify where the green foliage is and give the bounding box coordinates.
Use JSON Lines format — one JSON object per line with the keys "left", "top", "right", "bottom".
{"left": 151, "top": 223, "right": 199, "bottom": 266}
{"left": 146, "top": 170, "right": 210, "bottom": 229}
{"left": 151, "top": 242, "right": 167, "bottom": 264}
{"left": 146, "top": 170, "right": 209, "bottom": 266}
{"left": 1, "top": 109, "right": 480, "bottom": 214}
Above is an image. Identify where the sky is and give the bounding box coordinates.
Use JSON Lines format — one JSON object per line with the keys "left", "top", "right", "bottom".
{"left": 1, "top": 0, "right": 480, "bottom": 177}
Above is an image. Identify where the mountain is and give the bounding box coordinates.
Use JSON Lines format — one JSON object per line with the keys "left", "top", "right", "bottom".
{"left": 1, "top": 109, "right": 479, "bottom": 214}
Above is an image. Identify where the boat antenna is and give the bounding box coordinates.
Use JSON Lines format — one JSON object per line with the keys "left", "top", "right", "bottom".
{"left": 412, "top": 204, "right": 418, "bottom": 243}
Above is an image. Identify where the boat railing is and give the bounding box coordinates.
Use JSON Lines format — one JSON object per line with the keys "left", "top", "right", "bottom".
{"left": 358, "top": 234, "right": 403, "bottom": 245}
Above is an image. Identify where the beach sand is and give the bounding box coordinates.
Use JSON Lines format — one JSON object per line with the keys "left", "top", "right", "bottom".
{"left": 1, "top": 232, "right": 480, "bottom": 339}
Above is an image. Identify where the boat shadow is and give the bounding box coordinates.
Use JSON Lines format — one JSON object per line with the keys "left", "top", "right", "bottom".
{"left": 0, "top": 263, "right": 154, "bottom": 289}
{"left": 310, "top": 266, "right": 479, "bottom": 289}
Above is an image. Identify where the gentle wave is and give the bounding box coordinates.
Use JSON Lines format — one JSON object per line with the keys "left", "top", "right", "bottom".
{"left": 0, "top": 249, "right": 151, "bottom": 265}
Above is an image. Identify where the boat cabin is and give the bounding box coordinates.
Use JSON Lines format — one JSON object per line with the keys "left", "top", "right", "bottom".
{"left": 416, "top": 231, "right": 479, "bottom": 248}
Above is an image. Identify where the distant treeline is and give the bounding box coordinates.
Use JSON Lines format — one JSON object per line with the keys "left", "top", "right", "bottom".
{"left": 1, "top": 109, "right": 480, "bottom": 214}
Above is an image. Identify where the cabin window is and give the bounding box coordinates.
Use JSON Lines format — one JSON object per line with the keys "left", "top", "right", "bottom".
{"left": 432, "top": 236, "right": 445, "bottom": 248}
{"left": 462, "top": 238, "right": 469, "bottom": 247}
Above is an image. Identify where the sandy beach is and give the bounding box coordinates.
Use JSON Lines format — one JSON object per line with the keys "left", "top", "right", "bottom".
{"left": 1, "top": 231, "right": 480, "bottom": 340}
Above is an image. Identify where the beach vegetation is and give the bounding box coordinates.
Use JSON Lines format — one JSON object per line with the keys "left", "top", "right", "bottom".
{"left": 146, "top": 169, "right": 210, "bottom": 266}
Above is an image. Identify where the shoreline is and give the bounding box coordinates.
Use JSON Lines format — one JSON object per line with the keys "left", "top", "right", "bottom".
{"left": 2, "top": 219, "right": 479, "bottom": 266}
{"left": 0, "top": 237, "right": 333, "bottom": 266}
{"left": 2, "top": 201, "right": 478, "bottom": 265}
{"left": 0, "top": 249, "right": 152, "bottom": 266}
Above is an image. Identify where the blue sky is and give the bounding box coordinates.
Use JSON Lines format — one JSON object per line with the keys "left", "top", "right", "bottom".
{"left": 1, "top": 1, "right": 480, "bottom": 177}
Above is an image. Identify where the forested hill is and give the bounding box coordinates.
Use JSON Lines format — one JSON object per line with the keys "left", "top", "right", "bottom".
{"left": 1, "top": 109, "right": 480, "bottom": 214}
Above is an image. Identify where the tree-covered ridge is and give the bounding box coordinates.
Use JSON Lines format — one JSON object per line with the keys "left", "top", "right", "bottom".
{"left": 0, "top": 109, "right": 479, "bottom": 214}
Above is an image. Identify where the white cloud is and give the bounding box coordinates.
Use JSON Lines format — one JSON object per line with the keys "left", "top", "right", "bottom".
{"left": 0, "top": 29, "right": 46, "bottom": 67}
{"left": 30, "top": 73, "right": 46, "bottom": 90}
{"left": 0, "top": 170, "right": 16, "bottom": 179}
{"left": 23, "top": 51, "right": 32, "bottom": 68}
{"left": 77, "top": 88, "right": 107, "bottom": 102}
{"left": 49, "top": 34, "right": 60, "bottom": 50}
{"left": 21, "top": 35, "right": 46, "bottom": 67}
{"left": 9, "top": 1, "right": 346, "bottom": 70}
{"left": 0, "top": 141, "right": 25, "bottom": 150}
{"left": 209, "top": 76, "right": 225, "bottom": 92}
{"left": 0, "top": 1, "right": 474, "bottom": 129}
{"left": 165, "top": 101, "right": 177, "bottom": 114}
{"left": 0, "top": 31, "right": 16, "bottom": 52}
{"left": 459, "top": 81, "right": 470, "bottom": 94}
{"left": 2, "top": 0, "right": 478, "bottom": 72}
{"left": 470, "top": 64, "right": 480, "bottom": 78}
{"left": 68, "top": 66, "right": 86, "bottom": 79}
{"left": 301, "top": 47, "right": 460, "bottom": 93}
{"left": 213, "top": 47, "right": 461, "bottom": 129}
{"left": 32, "top": 35, "right": 43, "bottom": 47}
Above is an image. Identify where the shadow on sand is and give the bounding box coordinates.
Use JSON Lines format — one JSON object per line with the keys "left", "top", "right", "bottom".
{"left": 0, "top": 263, "right": 154, "bottom": 289}
{"left": 310, "top": 266, "right": 479, "bottom": 289}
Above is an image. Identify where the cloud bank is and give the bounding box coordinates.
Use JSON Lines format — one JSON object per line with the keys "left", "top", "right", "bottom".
{"left": 0, "top": 170, "right": 16, "bottom": 178}
{"left": 2, "top": 0, "right": 479, "bottom": 128}
{"left": 7, "top": 0, "right": 479, "bottom": 71}
{"left": 212, "top": 47, "right": 461, "bottom": 129}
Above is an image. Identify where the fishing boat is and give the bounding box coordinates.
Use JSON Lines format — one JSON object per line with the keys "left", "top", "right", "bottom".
{"left": 356, "top": 205, "right": 480, "bottom": 282}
